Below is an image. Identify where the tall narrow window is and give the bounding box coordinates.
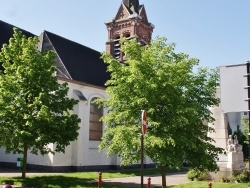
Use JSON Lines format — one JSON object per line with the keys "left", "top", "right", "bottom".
{"left": 114, "top": 36, "right": 120, "bottom": 59}
{"left": 89, "top": 97, "right": 103, "bottom": 141}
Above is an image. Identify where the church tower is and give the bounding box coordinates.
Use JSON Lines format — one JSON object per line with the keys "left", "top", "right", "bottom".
{"left": 105, "top": 0, "right": 154, "bottom": 60}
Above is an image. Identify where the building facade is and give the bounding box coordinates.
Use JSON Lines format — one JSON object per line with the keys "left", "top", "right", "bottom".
{"left": 0, "top": 0, "right": 154, "bottom": 171}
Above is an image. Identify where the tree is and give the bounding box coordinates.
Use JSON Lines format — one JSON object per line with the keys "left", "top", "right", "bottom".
{"left": 241, "top": 118, "right": 250, "bottom": 161}
{"left": 0, "top": 29, "right": 80, "bottom": 178}
{"left": 98, "top": 37, "right": 224, "bottom": 188}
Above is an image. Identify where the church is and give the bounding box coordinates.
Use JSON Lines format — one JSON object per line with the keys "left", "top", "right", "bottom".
{"left": 0, "top": 0, "right": 154, "bottom": 171}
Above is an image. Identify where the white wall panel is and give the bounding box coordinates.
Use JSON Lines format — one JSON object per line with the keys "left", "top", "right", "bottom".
{"left": 220, "top": 64, "right": 248, "bottom": 112}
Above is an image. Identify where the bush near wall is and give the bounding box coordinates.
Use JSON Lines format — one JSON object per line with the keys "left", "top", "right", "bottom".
{"left": 187, "top": 168, "right": 211, "bottom": 181}
{"left": 233, "top": 170, "right": 250, "bottom": 183}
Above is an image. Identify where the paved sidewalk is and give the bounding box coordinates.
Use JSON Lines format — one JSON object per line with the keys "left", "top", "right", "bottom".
{"left": 103, "top": 173, "right": 189, "bottom": 187}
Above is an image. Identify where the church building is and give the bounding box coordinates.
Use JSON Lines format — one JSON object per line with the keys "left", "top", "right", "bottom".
{"left": 0, "top": 0, "right": 154, "bottom": 171}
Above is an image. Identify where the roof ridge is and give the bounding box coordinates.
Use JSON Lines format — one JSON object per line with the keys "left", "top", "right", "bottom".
{"left": 43, "top": 30, "right": 101, "bottom": 53}
{"left": 0, "top": 20, "right": 36, "bottom": 36}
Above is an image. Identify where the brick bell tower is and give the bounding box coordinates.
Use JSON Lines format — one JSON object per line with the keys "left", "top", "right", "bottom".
{"left": 105, "top": 0, "right": 154, "bottom": 60}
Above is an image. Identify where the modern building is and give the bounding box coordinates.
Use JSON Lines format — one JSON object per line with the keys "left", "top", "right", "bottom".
{"left": 208, "top": 64, "right": 249, "bottom": 177}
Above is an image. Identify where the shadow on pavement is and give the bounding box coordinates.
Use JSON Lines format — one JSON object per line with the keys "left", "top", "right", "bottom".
{"left": 103, "top": 181, "right": 176, "bottom": 188}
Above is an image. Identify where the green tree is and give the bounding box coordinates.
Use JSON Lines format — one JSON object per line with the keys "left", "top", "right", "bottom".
{"left": 0, "top": 29, "right": 80, "bottom": 178}
{"left": 98, "top": 37, "right": 224, "bottom": 188}
{"left": 241, "top": 117, "right": 250, "bottom": 161}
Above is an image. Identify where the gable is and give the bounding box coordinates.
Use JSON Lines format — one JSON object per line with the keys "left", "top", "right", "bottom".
{"left": 40, "top": 32, "right": 72, "bottom": 80}
{"left": 139, "top": 5, "right": 149, "bottom": 23}
{"left": 0, "top": 20, "right": 110, "bottom": 88}
{"left": 44, "top": 31, "right": 110, "bottom": 88}
{"left": 115, "top": 4, "right": 131, "bottom": 20}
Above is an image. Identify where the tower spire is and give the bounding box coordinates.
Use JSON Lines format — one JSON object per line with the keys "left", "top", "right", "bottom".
{"left": 123, "top": 0, "right": 140, "bottom": 13}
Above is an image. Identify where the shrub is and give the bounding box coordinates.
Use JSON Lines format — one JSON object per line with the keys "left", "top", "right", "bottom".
{"left": 187, "top": 169, "right": 198, "bottom": 181}
{"left": 233, "top": 170, "right": 250, "bottom": 183}
{"left": 187, "top": 168, "right": 211, "bottom": 181}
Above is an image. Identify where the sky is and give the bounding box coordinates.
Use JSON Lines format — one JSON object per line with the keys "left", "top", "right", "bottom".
{"left": 0, "top": 0, "right": 249, "bottom": 68}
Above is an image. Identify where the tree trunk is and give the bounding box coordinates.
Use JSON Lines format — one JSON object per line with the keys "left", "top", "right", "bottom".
{"left": 161, "top": 165, "right": 167, "bottom": 188}
{"left": 22, "top": 145, "right": 28, "bottom": 179}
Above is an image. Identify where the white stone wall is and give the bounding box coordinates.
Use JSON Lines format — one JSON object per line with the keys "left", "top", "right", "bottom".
{"left": 0, "top": 79, "right": 119, "bottom": 169}
{"left": 0, "top": 79, "right": 159, "bottom": 169}
{"left": 0, "top": 146, "right": 54, "bottom": 166}
{"left": 55, "top": 80, "right": 117, "bottom": 167}
{"left": 208, "top": 87, "right": 247, "bottom": 175}
{"left": 208, "top": 88, "right": 228, "bottom": 150}
{"left": 0, "top": 148, "right": 24, "bottom": 163}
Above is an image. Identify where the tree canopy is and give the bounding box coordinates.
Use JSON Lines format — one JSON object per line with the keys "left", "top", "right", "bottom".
{"left": 240, "top": 117, "right": 249, "bottom": 161}
{"left": 0, "top": 29, "right": 80, "bottom": 178}
{"left": 98, "top": 37, "right": 223, "bottom": 178}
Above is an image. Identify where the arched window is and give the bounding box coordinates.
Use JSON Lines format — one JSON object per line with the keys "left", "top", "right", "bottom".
{"left": 124, "top": 32, "right": 131, "bottom": 39}
{"left": 89, "top": 97, "right": 103, "bottom": 141}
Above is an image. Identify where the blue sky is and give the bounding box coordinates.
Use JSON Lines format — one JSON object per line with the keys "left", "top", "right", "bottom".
{"left": 0, "top": 0, "right": 249, "bottom": 68}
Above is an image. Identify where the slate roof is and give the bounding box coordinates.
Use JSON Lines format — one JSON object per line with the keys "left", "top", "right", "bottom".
{"left": 44, "top": 31, "right": 110, "bottom": 88}
{"left": 0, "top": 20, "right": 35, "bottom": 71}
{"left": 0, "top": 20, "right": 110, "bottom": 88}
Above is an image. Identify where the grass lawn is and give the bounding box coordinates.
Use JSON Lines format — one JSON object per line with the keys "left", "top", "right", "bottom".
{"left": 0, "top": 168, "right": 249, "bottom": 188}
{"left": 174, "top": 182, "right": 250, "bottom": 188}
{"left": 0, "top": 167, "right": 183, "bottom": 187}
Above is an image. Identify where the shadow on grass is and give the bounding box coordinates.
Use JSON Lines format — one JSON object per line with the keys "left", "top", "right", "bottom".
{"left": 12, "top": 176, "right": 96, "bottom": 188}
{"left": 0, "top": 167, "right": 188, "bottom": 187}
{"left": 5, "top": 175, "right": 178, "bottom": 188}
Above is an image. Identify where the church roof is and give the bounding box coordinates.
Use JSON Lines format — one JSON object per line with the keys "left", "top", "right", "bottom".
{"left": 43, "top": 31, "right": 109, "bottom": 88}
{"left": 0, "top": 20, "right": 35, "bottom": 71}
{"left": 0, "top": 20, "right": 110, "bottom": 88}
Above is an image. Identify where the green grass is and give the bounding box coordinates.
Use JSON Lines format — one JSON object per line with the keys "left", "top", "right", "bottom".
{"left": 55, "top": 167, "right": 187, "bottom": 179}
{"left": 0, "top": 168, "right": 249, "bottom": 188}
{"left": 0, "top": 168, "right": 176, "bottom": 188}
{"left": 174, "top": 182, "right": 250, "bottom": 188}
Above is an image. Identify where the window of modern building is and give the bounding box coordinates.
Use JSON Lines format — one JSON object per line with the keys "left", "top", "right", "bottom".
{"left": 89, "top": 97, "right": 103, "bottom": 141}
